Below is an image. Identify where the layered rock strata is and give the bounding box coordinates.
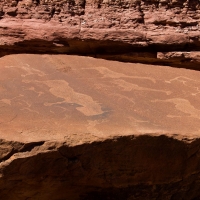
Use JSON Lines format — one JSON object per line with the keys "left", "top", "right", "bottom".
{"left": 1, "top": 54, "right": 200, "bottom": 199}
{"left": 1, "top": 0, "right": 200, "bottom": 68}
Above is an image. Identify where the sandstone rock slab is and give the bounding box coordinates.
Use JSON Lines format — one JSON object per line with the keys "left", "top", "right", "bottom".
{"left": 0, "top": 55, "right": 200, "bottom": 199}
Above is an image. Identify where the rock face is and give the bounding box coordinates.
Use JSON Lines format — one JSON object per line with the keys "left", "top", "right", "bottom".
{"left": 1, "top": 1, "right": 200, "bottom": 199}
{"left": 1, "top": 54, "right": 200, "bottom": 199}
{"left": 1, "top": 0, "right": 200, "bottom": 68}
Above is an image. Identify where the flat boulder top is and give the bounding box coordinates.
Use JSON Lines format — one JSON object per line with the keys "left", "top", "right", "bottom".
{"left": 0, "top": 54, "right": 200, "bottom": 143}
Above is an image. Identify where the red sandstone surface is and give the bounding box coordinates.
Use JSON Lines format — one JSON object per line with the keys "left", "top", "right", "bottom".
{"left": 0, "top": 54, "right": 200, "bottom": 199}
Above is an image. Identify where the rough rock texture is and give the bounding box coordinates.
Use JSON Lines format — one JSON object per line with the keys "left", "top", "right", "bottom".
{"left": 1, "top": 0, "right": 200, "bottom": 68}
{"left": 1, "top": 54, "right": 200, "bottom": 199}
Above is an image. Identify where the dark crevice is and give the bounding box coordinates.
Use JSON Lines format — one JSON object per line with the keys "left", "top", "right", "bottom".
{"left": 20, "top": 141, "right": 45, "bottom": 152}
{"left": 0, "top": 141, "right": 45, "bottom": 163}
{"left": 0, "top": 148, "right": 19, "bottom": 163}
{"left": 1, "top": 38, "right": 199, "bottom": 56}
{"left": 1, "top": 39, "right": 200, "bottom": 71}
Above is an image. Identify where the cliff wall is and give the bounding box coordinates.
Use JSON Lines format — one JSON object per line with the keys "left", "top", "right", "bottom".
{"left": 1, "top": 0, "right": 200, "bottom": 68}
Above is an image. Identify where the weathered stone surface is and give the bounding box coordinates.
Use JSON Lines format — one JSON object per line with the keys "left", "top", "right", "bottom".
{"left": 1, "top": 54, "right": 200, "bottom": 199}
{"left": 1, "top": 0, "right": 200, "bottom": 68}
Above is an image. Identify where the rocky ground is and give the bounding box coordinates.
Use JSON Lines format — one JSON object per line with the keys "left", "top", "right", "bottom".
{"left": 0, "top": 54, "right": 200, "bottom": 199}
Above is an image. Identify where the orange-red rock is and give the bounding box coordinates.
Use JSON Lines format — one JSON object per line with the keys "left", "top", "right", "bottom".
{"left": 0, "top": 54, "right": 200, "bottom": 199}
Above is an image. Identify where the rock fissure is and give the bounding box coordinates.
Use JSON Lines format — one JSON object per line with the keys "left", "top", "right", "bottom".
{"left": 0, "top": 140, "right": 45, "bottom": 164}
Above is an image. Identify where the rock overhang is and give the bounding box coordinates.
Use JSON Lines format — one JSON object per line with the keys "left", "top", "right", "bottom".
{"left": 1, "top": 0, "right": 200, "bottom": 69}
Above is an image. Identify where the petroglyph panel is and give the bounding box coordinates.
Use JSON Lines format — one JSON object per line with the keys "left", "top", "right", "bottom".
{"left": 1, "top": 54, "right": 200, "bottom": 141}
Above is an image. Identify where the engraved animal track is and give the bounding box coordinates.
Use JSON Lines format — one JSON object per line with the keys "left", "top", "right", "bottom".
{"left": 165, "top": 76, "right": 200, "bottom": 84}
{"left": 43, "top": 80, "right": 104, "bottom": 116}
{"left": 113, "top": 79, "right": 171, "bottom": 95}
{"left": 154, "top": 98, "right": 200, "bottom": 119}
{"left": 24, "top": 87, "right": 44, "bottom": 97}
{"left": 5, "top": 64, "right": 46, "bottom": 77}
{"left": 23, "top": 78, "right": 104, "bottom": 116}
{"left": 166, "top": 76, "right": 200, "bottom": 96}
{"left": 168, "top": 98, "right": 200, "bottom": 119}
{"left": 94, "top": 67, "right": 156, "bottom": 83}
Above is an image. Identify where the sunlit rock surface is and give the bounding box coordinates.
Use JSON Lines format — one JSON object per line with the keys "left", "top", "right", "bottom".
{"left": 0, "top": 54, "right": 200, "bottom": 199}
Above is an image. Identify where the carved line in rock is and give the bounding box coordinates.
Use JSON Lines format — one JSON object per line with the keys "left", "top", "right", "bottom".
{"left": 87, "top": 67, "right": 156, "bottom": 82}
{"left": 5, "top": 64, "right": 47, "bottom": 77}
{"left": 89, "top": 66, "right": 171, "bottom": 95}
{"left": 43, "top": 79, "right": 104, "bottom": 116}
{"left": 165, "top": 76, "right": 200, "bottom": 96}
{"left": 112, "top": 79, "right": 171, "bottom": 95}
{"left": 153, "top": 98, "right": 200, "bottom": 120}
{"left": 0, "top": 58, "right": 103, "bottom": 117}
{"left": 22, "top": 78, "right": 104, "bottom": 117}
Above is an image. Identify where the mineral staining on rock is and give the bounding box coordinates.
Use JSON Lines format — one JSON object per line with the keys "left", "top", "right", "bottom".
{"left": 1, "top": 55, "right": 200, "bottom": 199}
